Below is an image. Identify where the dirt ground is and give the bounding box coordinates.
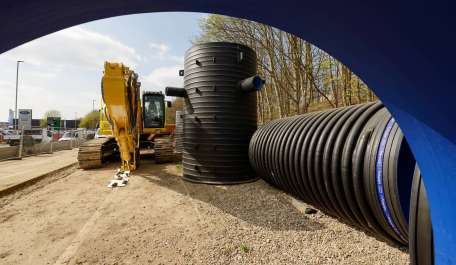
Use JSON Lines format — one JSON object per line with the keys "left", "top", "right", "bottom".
{"left": 0, "top": 159, "right": 408, "bottom": 265}
{"left": 0, "top": 149, "right": 77, "bottom": 193}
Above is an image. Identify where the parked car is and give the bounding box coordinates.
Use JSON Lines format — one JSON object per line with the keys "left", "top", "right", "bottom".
{"left": 58, "top": 131, "right": 78, "bottom": 142}
{"left": 4, "top": 129, "right": 52, "bottom": 146}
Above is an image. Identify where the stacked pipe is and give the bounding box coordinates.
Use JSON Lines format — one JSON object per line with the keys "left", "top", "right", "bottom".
{"left": 409, "top": 166, "right": 434, "bottom": 264}
{"left": 166, "top": 42, "right": 264, "bottom": 184}
{"left": 248, "top": 102, "right": 417, "bottom": 245}
{"left": 175, "top": 110, "right": 184, "bottom": 153}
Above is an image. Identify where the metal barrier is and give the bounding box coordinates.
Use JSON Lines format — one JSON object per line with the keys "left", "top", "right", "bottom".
{"left": 0, "top": 138, "right": 84, "bottom": 161}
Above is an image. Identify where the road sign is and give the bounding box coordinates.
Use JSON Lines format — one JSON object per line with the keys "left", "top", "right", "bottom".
{"left": 47, "top": 117, "right": 61, "bottom": 130}
{"left": 18, "top": 109, "right": 32, "bottom": 130}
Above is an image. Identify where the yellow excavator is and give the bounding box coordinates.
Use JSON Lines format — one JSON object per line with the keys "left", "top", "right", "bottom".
{"left": 77, "top": 62, "right": 176, "bottom": 181}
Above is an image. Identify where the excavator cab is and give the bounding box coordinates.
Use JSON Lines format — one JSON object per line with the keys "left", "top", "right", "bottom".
{"left": 143, "top": 92, "right": 165, "bottom": 129}
{"left": 141, "top": 91, "right": 174, "bottom": 136}
{"left": 140, "top": 91, "right": 175, "bottom": 163}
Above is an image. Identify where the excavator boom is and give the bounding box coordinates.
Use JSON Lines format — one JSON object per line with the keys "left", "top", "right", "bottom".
{"left": 101, "top": 62, "right": 142, "bottom": 172}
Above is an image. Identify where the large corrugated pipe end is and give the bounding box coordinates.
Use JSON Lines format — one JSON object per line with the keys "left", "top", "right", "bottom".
{"left": 239, "top": 75, "right": 265, "bottom": 92}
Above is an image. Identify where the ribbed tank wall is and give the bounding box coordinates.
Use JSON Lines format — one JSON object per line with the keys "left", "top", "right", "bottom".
{"left": 175, "top": 110, "right": 184, "bottom": 153}
{"left": 182, "top": 42, "right": 258, "bottom": 184}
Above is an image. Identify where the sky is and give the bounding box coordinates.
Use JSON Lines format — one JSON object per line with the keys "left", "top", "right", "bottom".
{"left": 0, "top": 12, "right": 207, "bottom": 122}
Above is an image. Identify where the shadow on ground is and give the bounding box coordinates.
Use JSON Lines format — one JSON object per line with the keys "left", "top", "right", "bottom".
{"left": 135, "top": 161, "right": 324, "bottom": 232}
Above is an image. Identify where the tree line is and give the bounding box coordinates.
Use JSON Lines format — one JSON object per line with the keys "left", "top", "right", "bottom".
{"left": 195, "top": 15, "right": 377, "bottom": 124}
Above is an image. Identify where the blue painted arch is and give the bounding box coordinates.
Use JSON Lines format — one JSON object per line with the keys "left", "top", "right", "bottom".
{"left": 1, "top": 1, "right": 455, "bottom": 263}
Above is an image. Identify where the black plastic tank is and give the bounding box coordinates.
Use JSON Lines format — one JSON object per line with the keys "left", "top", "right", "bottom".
{"left": 175, "top": 110, "right": 184, "bottom": 153}
{"left": 181, "top": 42, "right": 261, "bottom": 184}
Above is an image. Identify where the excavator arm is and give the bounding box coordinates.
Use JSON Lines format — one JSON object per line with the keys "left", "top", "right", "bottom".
{"left": 101, "top": 62, "right": 142, "bottom": 174}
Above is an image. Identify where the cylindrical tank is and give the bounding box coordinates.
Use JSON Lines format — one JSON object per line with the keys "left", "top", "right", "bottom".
{"left": 175, "top": 110, "right": 184, "bottom": 153}
{"left": 182, "top": 42, "right": 259, "bottom": 184}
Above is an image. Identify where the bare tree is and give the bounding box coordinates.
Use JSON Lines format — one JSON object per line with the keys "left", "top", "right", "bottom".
{"left": 195, "top": 15, "right": 376, "bottom": 123}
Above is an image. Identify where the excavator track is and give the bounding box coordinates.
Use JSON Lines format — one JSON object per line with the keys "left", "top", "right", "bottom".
{"left": 154, "top": 137, "right": 176, "bottom": 164}
{"left": 78, "top": 137, "right": 117, "bottom": 169}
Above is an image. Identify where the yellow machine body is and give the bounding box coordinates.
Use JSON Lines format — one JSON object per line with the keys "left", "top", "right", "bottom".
{"left": 99, "top": 62, "right": 175, "bottom": 172}
{"left": 78, "top": 62, "right": 176, "bottom": 171}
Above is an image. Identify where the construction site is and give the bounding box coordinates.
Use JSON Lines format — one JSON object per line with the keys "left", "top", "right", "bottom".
{"left": 0, "top": 40, "right": 429, "bottom": 265}
{"left": 0, "top": 6, "right": 449, "bottom": 265}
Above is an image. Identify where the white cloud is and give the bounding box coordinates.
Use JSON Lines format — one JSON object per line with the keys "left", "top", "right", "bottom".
{"left": 149, "top": 42, "right": 169, "bottom": 57}
{"left": 0, "top": 24, "right": 186, "bottom": 122}
{"left": 143, "top": 65, "right": 184, "bottom": 92}
{"left": 147, "top": 42, "right": 183, "bottom": 63}
{"left": 0, "top": 26, "right": 141, "bottom": 121}
{"left": 2, "top": 26, "right": 141, "bottom": 70}
{"left": 0, "top": 81, "right": 56, "bottom": 119}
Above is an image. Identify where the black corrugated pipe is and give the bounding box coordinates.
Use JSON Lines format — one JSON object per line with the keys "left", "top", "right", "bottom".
{"left": 248, "top": 102, "right": 418, "bottom": 246}
{"left": 409, "top": 166, "right": 434, "bottom": 265}
{"left": 165, "top": 86, "right": 187, "bottom": 97}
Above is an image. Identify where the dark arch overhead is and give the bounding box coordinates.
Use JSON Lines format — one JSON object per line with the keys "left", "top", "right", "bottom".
{"left": 1, "top": 1, "right": 455, "bottom": 264}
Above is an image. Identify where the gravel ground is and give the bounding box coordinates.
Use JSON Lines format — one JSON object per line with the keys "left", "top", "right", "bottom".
{"left": 0, "top": 160, "right": 408, "bottom": 264}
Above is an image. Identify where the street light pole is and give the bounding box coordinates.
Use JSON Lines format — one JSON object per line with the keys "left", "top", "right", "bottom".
{"left": 92, "top": 99, "right": 95, "bottom": 112}
{"left": 15, "top": 60, "right": 24, "bottom": 130}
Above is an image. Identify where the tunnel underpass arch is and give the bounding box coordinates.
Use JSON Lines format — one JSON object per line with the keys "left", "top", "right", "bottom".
{"left": 1, "top": 2, "right": 455, "bottom": 264}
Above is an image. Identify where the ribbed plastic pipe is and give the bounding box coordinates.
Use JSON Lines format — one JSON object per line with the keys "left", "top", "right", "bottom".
{"left": 249, "top": 103, "right": 416, "bottom": 245}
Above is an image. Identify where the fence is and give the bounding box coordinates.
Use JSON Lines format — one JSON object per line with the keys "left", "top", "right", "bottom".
{"left": 0, "top": 139, "right": 83, "bottom": 161}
